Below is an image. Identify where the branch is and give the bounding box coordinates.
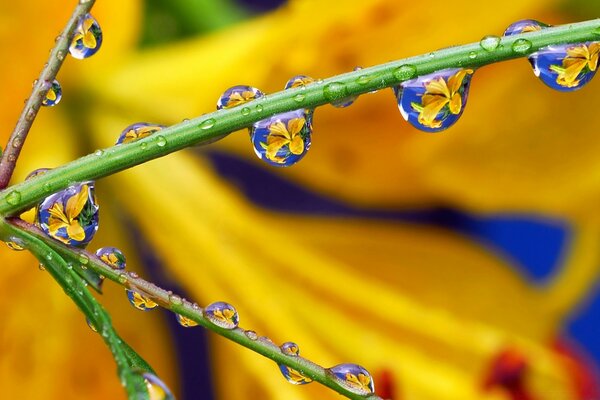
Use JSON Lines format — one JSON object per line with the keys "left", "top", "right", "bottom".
{"left": 0, "top": 0, "right": 97, "bottom": 189}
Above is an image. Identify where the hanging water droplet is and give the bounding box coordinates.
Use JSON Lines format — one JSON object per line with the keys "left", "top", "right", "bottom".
{"left": 250, "top": 109, "right": 312, "bottom": 167}
{"left": 503, "top": 19, "right": 549, "bottom": 36}
{"left": 392, "top": 64, "right": 417, "bottom": 82}
{"left": 86, "top": 317, "right": 98, "bottom": 332}
{"left": 4, "top": 239, "right": 25, "bottom": 251}
{"left": 116, "top": 123, "right": 164, "bottom": 145}
{"left": 329, "top": 363, "right": 375, "bottom": 395}
{"left": 280, "top": 342, "right": 300, "bottom": 356}
{"left": 5, "top": 190, "right": 21, "bottom": 206}
{"left": 140, "top": 372, "right": 175, "bottom": 400}
{"left": 69, "top": 14, "right": 103, "bottom": 59}
{"left": 480, "top": 35, "right": 501, "bottom": 52}
{"left": 285, "top": 75, "right": 315, "bottom": 89}
{"left": 395, "top": 68, "right": 474, "bottom": 132}
{"left": 95, "top": 247, "right": 126, "bottom": 270}
{"left": 155, "top": 135, "right": 167, "bottom": 147}
{"left": 204, "top": 301, "right": 239, "bottom": 329}
{"left": 199, "top": 118, "right": 216, "bottom": 130}
{"left": 279, "top": 364, "right": 313, "bottom": 385}
{"left": 244, "top": 330, "right": 258, "bottom": 340}
{"left": 529, "top": 42, "right": 600, "bottom": 91}
{"left": 176, "top": 314, "right": 199, "bottom": 328}
{"left": 126, "top": 289, "right": 158, "bottom": 311}
{"left": 38, "top": 263, "right": 46, "bottom": 271}
{"left": 41, "top": 80, "right": 62, "bottom": 107}
{"left": 217, "top": 85, "right": 263, "bottom": 110}
{"left": 38, "top": 182, "right": 99, "bottom": 246}
{"left": 512, "top": 39, "right": 532, "bottom": 54}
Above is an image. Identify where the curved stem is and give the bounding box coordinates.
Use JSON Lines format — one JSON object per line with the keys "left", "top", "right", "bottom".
{"left": 0, "top": 19, "right": 599, "bottom": 215}
{"left": 0, "top": 0, "right": 97, "bottom": 189}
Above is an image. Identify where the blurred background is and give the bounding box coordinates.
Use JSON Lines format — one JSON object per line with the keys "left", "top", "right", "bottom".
{"left": 1, "top": 0, "right": 599, "bottom": 399}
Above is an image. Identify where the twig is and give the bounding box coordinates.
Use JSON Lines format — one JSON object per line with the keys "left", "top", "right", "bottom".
{"left": 0, "top": 0, "right": 96, "bottom": 189}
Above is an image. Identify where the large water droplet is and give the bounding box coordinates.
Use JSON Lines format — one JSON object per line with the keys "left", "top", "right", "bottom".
{"left": 5, "top": 190, "right": 21, "bottom": 205}
{"left": 69, "top": 14, "right": 102, "bottom": 59}
{"left": 4, "top": 238, "right": 25, "bottom": 251}
{"left": 126, "top": 289, "right": 158, "bottom": 311}
{"left": 204, "top": 301, "right": 239, "bottom": 329}
{"left": 176, "top": 314, "right": 199, "bottom": 328}
{"left": 217, "top": 85, "right": 263, "bottom": 110}
{"left": 279, "top": 365, "right": 313, "bottom": 385}
{"left": 95, "top": 247, "right": 126, "bottom": 270}
{"left": 141, "top": 372, "right": 175, "bottom": 400}
{"left": 41, "top": 80, "right": 62, "bottom": 107}
{"left": 280, "top": 342, "right": 300, "bottom": 356}
{"left": 116, "top": 123, "right": 164, "bottom": 145}
{"left": 480, "top": 35, "right": 501, "bottom": 52}
{"left": 503, "top": 19, "right": 549, "bottom": 36}
{"left": 250, "top": 109, "right": 312, "bottom": 167}
{"left": 395, "top": 68, "right": 474, "bottom": 132}
{"left": 285, "top": 75, "right": 315, "bottom": 89}
{"left": 38, "top": 182, "right": 99, "bottom": 247}
{"left": 529, "top": 42, "right": 600, "bottom": 91}
{"left": 329, "top": 363, "right": 375, "bottom": 395}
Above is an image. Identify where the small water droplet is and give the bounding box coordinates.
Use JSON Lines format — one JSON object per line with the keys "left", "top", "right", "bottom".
{"left": 529, "top": 42, "right": 599, "bottom": 91}
{"left": 323, "top": 82, "right": 349, "bottom": 103}
{"left": 217, "top": 85, "right": 263, "bottom": 110}
{"left": 329, "top": 363, "right": 375, "bottom": 395}
{"left": 94, "top": 149, "right": 104, "bottom": 156}
{"left": 176, "top": 314, "right": 199, "bottom": 328}
{"left": 244, "top": 330, "right": 258, "bottom": 340}
{"left": 6, "top": 191, "right": 21, "bottom": 205}
{"left": 256, "top": 104, "right": 264, "bottom": 113}
{"left": 140, "top": 142, "right": 148, "bottom": 150}
{"left": 279, "top": 365, "right": 312, "bottom": 385}
{"left": 140, "top": 372, "right": 175, "bottom": 400}
{"left": 293, "top": 93, "right": 306, "bottom": 103}
{"left": 126, "top": 289, "right": 158, "bottom": 311}
{"left": 117, "top": 273, "right": 128, "bottom": 284}
{"left": 468, "top": 51, "right": 477, "bottom": 59}
{"left": 79, "top": 254, "right": 89, "bottom": 265}
{"left": 96, "top": 247, "right": 126, "bottom": 270}
{"left": 38, "top": 263, "right": 46, "bottom": 271}
{"left": 280, "top": 342, "right": 300, "bottom": 356}
{"left": 250, "top": 109, "right": 312, "bottom": 167}
{"left": 395, "top": 68, "right": 474, "bottom": 132}
{"left": 168, "top": 294, "right": 182, "bottom": 305}
{"left": 241, "top": 107, "right": 251, "bottom": 116}
{"left": 512, "top": 38, "right": 532, "bottom": 54}
{"left": 128, "top": 271, "right": 139, "bottom": 279}
{"left": 25, "top": 108, "right": 35, "bottom": 121}
{"left": 503, "top": 19, "right": 549, "bottom": 36}
{"left": 46, "top": 252, "right": 54, "bottom": 261}
{"left": 69, "top": 14, "right": 103, "bottom": 59}
{"left": 116, "top": 122, "right": 164, "bottom": 145}
{"left": 392, "top": 64, "right": 417, "bottom": 82}
{"left": 480, "top": 35, "right": 501, "bottom": 52}
{"left": 38, "top": 182, "right": 99, "bottom": 246}
{"left": 204, "top": 301, "right": 239, "bottom": 329}
{"left": 155, "top": 135, "right": 167, "bottom": 147}
{"left": 200, "top": 118, "right": 216, "bottom": 130}
{"left": 56, "top": 50, "right": 65, "bottom": 61}
{"left": 86, "top": 317, "right": 98, "bottom": 332}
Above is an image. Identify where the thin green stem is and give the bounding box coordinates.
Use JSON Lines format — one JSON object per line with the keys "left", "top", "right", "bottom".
{"left": 4, "top": 218, "right": 382, "bottom": 400}
{"left": 0, "top": 218, "right": 150, "bottom": 399}
{"left": 0, "top": 0, "right": 97, "bottom": 189}
{"left": 0, "top": 19, "right": 599, "bottom": 216}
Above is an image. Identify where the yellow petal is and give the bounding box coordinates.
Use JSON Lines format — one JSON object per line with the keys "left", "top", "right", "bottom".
{"left": 558, "top": 59, "right": 587, "bottom": 86}
{"left": 447, "top": 69, "right": 472, "bottom": 95}
{"left": 46, "top": 89, "right": 57, "bottom": 101}
{"left": 448, "top": 93, "right": 462, "bottom": 115}
{"left": 268, "top": 121, "right": 291, "bottom": 139}
{"left": 66, "top": 221, "right": 86, "bottom": 241}
{"left": 83, "top": 30, "right": 97, "bottom": 49}
{"left": 47, "top": 203, "right": 68, "bottom": 224}
{"left": 423, "top": 77, "right": 450, "bottom": 97}
{"left": 289, "top": 134, "right": 304, "bottom": 155}
{"left": 418, "top": 95, "right": 448, "bottom": 127}
{"left": 65, "top": 185, "right": 90, "bottom": 221}
{"left": 286, "top": 117, "right": 306, "bottom": 136}
{"left": 265, "top": 137, "right": 289, "bottom": 161}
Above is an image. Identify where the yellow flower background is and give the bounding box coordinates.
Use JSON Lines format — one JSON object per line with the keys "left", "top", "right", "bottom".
{"left": 1, "top": 0, "right": 600, "bottom": 399}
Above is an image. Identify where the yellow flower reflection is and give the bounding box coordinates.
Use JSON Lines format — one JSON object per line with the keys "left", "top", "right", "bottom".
{"left": 128, "top": 290, "right": 159, "bottom": 310}
{"left": 47, "top": 184, "right": 90, "bottom": 243}
{"left": 226, "top": 90, "right": 259, "bottom": 108}
{"left": 263, "top": 117, "right": 306, "bottom": 163}
{"left": 412, "top": 69, "right": 473, "bottom": 128}
{"left": 123, "top": 125, "right": 161, "bottom": 144}
{"left": 284, "top": 366, "right": 313, "bottom": 384}
{"left": 345, "top": 372, "right": 372, "bottom": 393}
{"left": 213, "top": 307, "right": 236, "bottom": 324}
{"left": 74, "top": 17, "right": 98, "bottom": 49}
{"left": 550, "top": 42, "right": 600, "bottom": 87}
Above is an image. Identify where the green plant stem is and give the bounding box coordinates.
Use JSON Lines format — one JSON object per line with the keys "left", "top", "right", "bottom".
{"left": 0, "top": 217, "right": 150, "bottom": 399}
{"left": 3, "top": 218, "right": 382, "bottom": 400}
{"left": 0, "top": 0, "right": 97, "bottom": 189}
{"left": 0, "top": 19, "right": 599, "bottom": 216}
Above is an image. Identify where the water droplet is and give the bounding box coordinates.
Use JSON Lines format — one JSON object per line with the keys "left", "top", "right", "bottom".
{"left": 25, "top": 109, "right": 35, "bottom": 121}
{"left": 280, "top": 342, "right": 300, "bottom": 356}
{"left": 86, "top": 317, "right": 98, "bottom": 332}
{"left": 56, "top": 50, "right": 65, "bottom": 61}
{"left": 168, "top": 294, "right": 182, "bottom": 305}
{"left": 45, "top": 252, "right": 53, "bottom": 261}
{"left": 199, "top": 118, "right": 216, "bottom": 130}
{"left": 285, "top": 75, "right": 315, "bottom": 89}
{"left": 250, "top": 109, "right": 312, "bottom": 167}
{"left": 69, "top": 14, "right": 103, "bottom": 59}
{"left": 116, "top": 122, "right": 164, "bottom": 145}
{"left": 176, "top": 314, "right": 198, "bottom": 328}
{"left": 79, "top": 254, "right": 89, "bottom": 265}
{"left": 256, "top": 104, "right": 264, "bottom": 113}
{"left": 95, "top": 247, "right": 126, "bottom": 270}
{"left": 279, "top": 365, "right": 312, "bottom": 385}
{"left": 26, "top": 168, "right": 50, "bottom": 181}
{"left": 293, "top": 93, "right": 306, "bottom": 103}
{"left": 217, "top": 85, "right": 263, "bottom": 110}
{"left": 323, "top": 82, "right": 349, "bottom": 103}
{"left": 138, "top": 372, "right": 175, "bottom": 400}
{"left": 480, "top": 35, "right": 501, "bottom": 52}
{"left": 94, "top": 149, "right": 104, "bottom": 156}
{"left": 4, "top": 239, "right": 25, "bottom": 251}
{"left": 329, "top": 363, "right": 375, "bottom": 395}
{"left": 392, "top": 64, "right": 417, "bottom": 82}
{"left": 6, "top": 191, "right": 21, "bottom": 205}
{"left": 512, "top": 38, "right": 532, "bottom": 54}
{"left": 38, "top": 263, "right": 46, "bottom": 271}
{"left": 155, "top": 135, "right": 167, "bottom": 147}
{"left": 395, "top": 68, "right": 474, "bottom": 132}
{"left": 529, "top": 42, "right": 599, "bottom": 91}
{"left": 244, "top": 330, "right": 258, "bottom": 340}
{"left": 204, "top": 301, "right": 239, "bottom": 329}
{"left": 117, "top": 273, "right": 128, "bottom": 284}
{"left": 503, "top": 19, "right": 549, "bottom": 36}
{"left": 468, "top": 51, "right": 477, "bottom": 59}
{"left": 241, "top": 107, "right": 251, "bottom": 116}
{"left": 38, "top": 182, "right": 99, "bottom": 246}
{"left": 126, "top": 289, "right": 158, "bottom": 311}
